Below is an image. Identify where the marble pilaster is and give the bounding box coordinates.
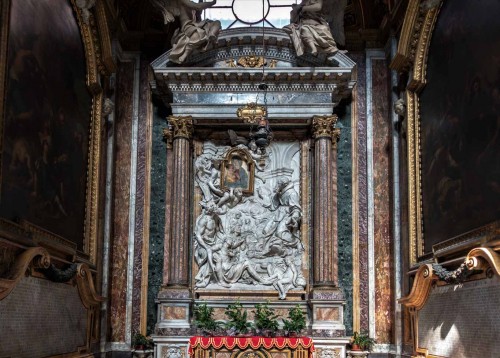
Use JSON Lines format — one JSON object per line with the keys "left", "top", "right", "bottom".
{"left": 162, "top": 127, "right": 173, "bottom": 287}
{"left": 312, "top": 115, "right": 341, "bottom": 288}
{"left": 165, "top": 116, "right": 193, "bottom": 288}
{"left": 155, "top": 116, "right": 193, "bottom": 332}
{"left": 310, "top": 115, "right": 345, "bottom": 335}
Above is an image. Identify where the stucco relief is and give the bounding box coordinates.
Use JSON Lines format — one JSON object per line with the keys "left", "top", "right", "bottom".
{"left": 193, "top": 142, "right": 305, "bottom": 299}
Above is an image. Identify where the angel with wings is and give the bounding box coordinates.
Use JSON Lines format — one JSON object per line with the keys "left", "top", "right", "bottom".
{"left": 283, "top": 0, "right": 347, "bottom": 57}
{"left": 151, "top": 0, "right": 221, "bottom": 64}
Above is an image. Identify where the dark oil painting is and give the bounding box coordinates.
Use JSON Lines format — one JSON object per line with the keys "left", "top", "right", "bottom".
{"left": 420, "top": 0, "right": 500, "bottom": 253}
{"left": 1, "top": 0, "right": 91, "bottom": 249}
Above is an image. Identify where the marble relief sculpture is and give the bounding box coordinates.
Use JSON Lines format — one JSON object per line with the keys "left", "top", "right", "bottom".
{"left": 193, "top": 142, "right": 305, "bottom": 299}
{"left": 151, "top": 0, "right": 221, "bottom": 64}
{"left": 283, "top": 0, "right": 338, "bottom": 57}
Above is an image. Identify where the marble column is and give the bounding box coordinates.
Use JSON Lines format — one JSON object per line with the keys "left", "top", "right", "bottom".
{"left": 156, "top": 116, "right": 193, "bottom": 333}
{"left": 312, "top": 115, "right": 341, "bottom": 288}
{"left": 165, "top": 115, "right": 193, "bottom": 288}
{"left": 310, "top": 115, "right": 345, "bottom": 335}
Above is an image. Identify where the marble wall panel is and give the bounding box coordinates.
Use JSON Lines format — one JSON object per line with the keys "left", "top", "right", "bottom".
{"left": 147, "top": 107, "right": 167, "bottom": 334}
{"left": 350, "top": 52, "right": 369, "bottom": 333}
{"left": 315, "top": 307, "right": 340, "bottom": 321}
{"left": 131, "top": 59, "right": 152, "bottom": 334}
{"left": 0, "top": 277, "right": 87, "bottom": 358}
{"left": 372, "top": 58, "right": 393, "bottom": 344}
{"left": 337, "top": 100, "right": 354, "bottom": 335}
{"left": 110, "top": 59, "right": 134, "bottom": 342}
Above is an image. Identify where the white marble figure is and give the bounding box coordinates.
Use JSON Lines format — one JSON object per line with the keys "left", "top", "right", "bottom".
{"left": 151, "top": 0, "right": 221, "bottom": 64}
{"left": 283, "top": 0, "right": 338, "bottom": 57}
{"left": 193, "top": 142, "right": 305, "bottom": 299}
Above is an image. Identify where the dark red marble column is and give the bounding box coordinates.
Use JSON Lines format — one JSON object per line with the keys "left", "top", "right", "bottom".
{"left": 165, "top": 116, "right": 193, "bottom": 288}
{"left": 312, "top": 115, "right": 341, "bottom": 288}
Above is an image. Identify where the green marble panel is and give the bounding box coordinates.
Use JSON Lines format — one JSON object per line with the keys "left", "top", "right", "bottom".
{"left": 147, "top": 107, "right": 167, "bottom": 334}
{"left": 336, "top": 102, "right": 353, "bottom": 335}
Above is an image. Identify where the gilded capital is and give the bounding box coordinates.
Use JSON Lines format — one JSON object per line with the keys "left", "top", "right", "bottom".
{"left": 312, "top": 115, "right": 339, "bottom": 140}
{"left": 168, "top": 116, "right": 194, "bottom": 139}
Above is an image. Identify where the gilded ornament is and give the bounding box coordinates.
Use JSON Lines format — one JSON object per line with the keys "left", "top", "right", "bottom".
{"left": 312, "top": 115, "right": 339, "bottom": 140}
{"left": 237, "top": 54, "right": 265, "bottom": 68}
{"left": 168, "top": 116, "right": 194, "bottom": 139}
{"left": 162, "top": 127, "right": 174, "bottom": 148}
{"left": 225, "top": 58, "right": 237, "bottom": 67}
{"left": 236, "top": 103, "right": 267, "bottom": 124}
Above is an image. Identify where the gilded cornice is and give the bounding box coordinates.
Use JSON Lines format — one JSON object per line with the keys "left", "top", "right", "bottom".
{"left": 168, "top": 116, "right": 194, "bottom": 139}
{"left": 312, "top": 115, "right": 340, "bottom": 140}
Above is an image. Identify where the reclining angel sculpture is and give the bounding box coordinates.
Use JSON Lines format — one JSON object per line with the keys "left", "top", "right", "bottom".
{"left": 151, "top": 0, "right": 221, "bottom": 64}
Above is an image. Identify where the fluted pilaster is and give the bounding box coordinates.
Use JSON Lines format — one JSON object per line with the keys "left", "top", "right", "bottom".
{"left": 165, "top": 116, "right": 193, "bottom": 287}
{"left": 312, "top": 115, "right": 341, "bottom": 288}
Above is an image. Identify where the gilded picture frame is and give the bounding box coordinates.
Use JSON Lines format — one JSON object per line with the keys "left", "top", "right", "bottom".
{"left": 392, "top": 0, "right": 500, "bottom": 267}
{"left": 0, "top": 0, "right": 113, "bottom": 265}
{"left": 220, "top": 148, "right": 255, "bottom": 195}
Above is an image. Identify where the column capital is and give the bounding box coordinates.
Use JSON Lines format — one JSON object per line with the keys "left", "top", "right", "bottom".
{"left": 168, "top": 115, "right": 193, "bottom": 139}
{"left": 312, "top": 115, "right": 339, "bottom": 140}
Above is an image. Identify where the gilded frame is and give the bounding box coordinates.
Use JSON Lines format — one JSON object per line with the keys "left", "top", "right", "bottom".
{"left": 220, "top": 148, "right": 255, "bottom": 195}
{"left": 392, "top": 0, "right": 500, "bottom": 267}
{"left": 390, "top": 0, "right": 443, "bottom": 267}
{"left": 0, "top": 0, "right": 114, "bottom": 265}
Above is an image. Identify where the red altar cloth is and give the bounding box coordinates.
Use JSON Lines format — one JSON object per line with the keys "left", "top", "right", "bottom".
{"left": 188, "top": 336, "right": 315, "bottom": 358}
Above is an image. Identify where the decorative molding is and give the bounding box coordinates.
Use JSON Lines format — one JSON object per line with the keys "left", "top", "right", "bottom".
{"left": 71, "top": 0, "right": 111, "bottom": 264}
{"left": 94, "top": 0, "right": 116, "bottom": 74}
{"left": 0, "top": 247, "right": 50, "bottom": 300}
{"left": 312, "top": 115, "right": 340, "bottom": 140}
{"left": 149, "top": 28, "right": 355, "bottom": 69}
{"left": 75, "top": 263, "right": 106, "bottom": 309}
{"left": 466, "top": 247, "right": 500, "bottom": 276}
{"left": 168, "top": 116, "right": 194, "bottom": 140}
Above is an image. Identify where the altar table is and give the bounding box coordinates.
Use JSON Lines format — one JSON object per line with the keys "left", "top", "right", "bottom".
{"left": 188, "top": 336, "right": 315, "bottom": 358}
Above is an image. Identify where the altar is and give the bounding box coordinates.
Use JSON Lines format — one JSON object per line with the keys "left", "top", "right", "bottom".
{"left": 151, "top": 10, "right": 355, "bottom": 358}
{"left": 188, "top": 336, "right": 315, "bottom": 358}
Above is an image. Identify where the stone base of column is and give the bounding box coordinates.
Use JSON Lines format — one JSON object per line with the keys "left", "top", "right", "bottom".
{"left": 156, "top": 288, "right": 191, "bottom": 334}
{"left": 309, "top": 287, "right": 346, "bottom": 336}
